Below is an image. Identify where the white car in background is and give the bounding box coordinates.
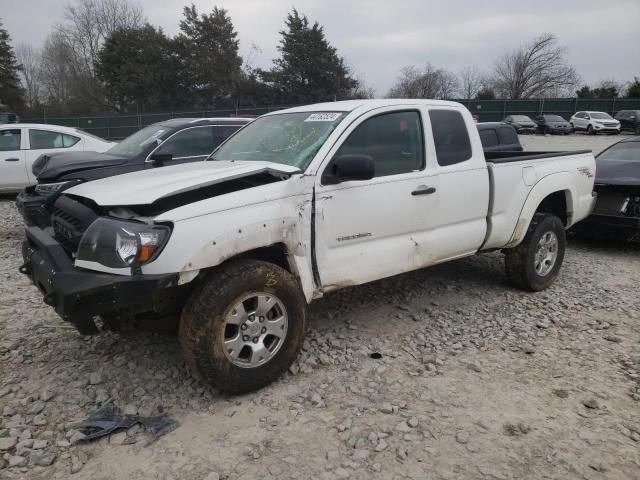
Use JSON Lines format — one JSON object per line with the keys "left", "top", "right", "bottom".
{"left": 0, "top": 124, "right": 115, "bottom": 193}
{"left": 570, "top": 111, "right": 621, "bottom": 135}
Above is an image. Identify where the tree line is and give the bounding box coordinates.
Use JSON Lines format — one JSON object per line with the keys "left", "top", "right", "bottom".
{"left": 0, "top": 0, "right": 638, "bottom": 116}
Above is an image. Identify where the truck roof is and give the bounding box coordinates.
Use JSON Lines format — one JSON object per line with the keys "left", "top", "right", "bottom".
{"left": 273, "top": 99, "right": 465, "bottom": 115}
{"left": 156, "top": 117, "right": 253, "bottom": 128}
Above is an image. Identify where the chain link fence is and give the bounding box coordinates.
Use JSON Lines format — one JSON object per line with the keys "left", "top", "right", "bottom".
{"left": 21, "top": 98, "right": 640, "bottom": 140}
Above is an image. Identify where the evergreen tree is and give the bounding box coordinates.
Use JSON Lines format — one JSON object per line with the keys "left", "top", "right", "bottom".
{"left": 263, "top": 9, "right": 358, "bottom": 103}
{"left": 96, "top": 25, "right": 180, "bottom": 112}
{"left": 0, "top": 20, "right": 25, "bottom": 111}
{"left": 175, "top": 5, "right": 242, "bottom": 108}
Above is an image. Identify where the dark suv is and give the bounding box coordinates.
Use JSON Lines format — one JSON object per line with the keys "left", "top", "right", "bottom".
{"left": 17, "top": 117, "right": 251, "bottom": 227}
{"left": 615, "top": 110, "right": 640, "bottom": 135}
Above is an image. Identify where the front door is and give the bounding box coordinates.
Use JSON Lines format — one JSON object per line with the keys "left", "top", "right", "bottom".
{"left": 0, "top": 128, "right": 27, "bottom": 191}
{"left": 314, "top": 109, "right": 440, "bottom": 287}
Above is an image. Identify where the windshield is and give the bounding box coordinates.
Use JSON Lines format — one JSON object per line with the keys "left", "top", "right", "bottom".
{"left": 512, "top": 115, "right": 532, "bottom": 122}
{"left": 107, "top": 125, "right": 169, "bottom": 158}
{"left": 210, "top": 112, "right": 346, "bottom": 169}
{"left": 598, "top": 142, "right": 640, "bottom": 161}
{"left": 544, "top": 115, "right": 565, "bottom": 122}
{"left": 590, "top": 112, "right": 613, "bottom": 120}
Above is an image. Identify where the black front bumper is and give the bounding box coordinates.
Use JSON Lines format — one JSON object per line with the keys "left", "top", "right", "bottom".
{"left": 20, "top": 226, "right": 178, "bottom": 334}
{"left": 16, "top": 191, "right": 52, "bottom": 228}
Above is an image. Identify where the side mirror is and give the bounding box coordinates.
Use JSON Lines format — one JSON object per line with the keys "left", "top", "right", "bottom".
{"left": 150, "top": 153, "right": 172, "bottom": 167}
{"left": 324, "top": 154, "right": 375, "bottom": 184}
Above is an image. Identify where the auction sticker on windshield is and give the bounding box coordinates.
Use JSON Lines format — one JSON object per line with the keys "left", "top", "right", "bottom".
{"left": 305, "top": 113, "right": 342, "bottom": 122}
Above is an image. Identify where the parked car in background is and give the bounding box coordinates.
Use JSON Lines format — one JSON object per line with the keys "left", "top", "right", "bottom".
{"left": 615, "top": 110, "right": 640, "bottom": 135}
{"left": 16, "top": 117, "right": 251, "bottom": 227}
{"left": 574, "top": 137, "right": 640, "bottom": 242}
{"left": 0, "top": 112, "right": 19, "bottom": 124}
{"left": 535, "top": 114, "right": 573, "bottom": 135}
{"left": 20, "top": 99, "right": 596, "bottom": 392}
{"left": 570, "top": 111, "right": 620, "bottom": 135}
{"left": 477, "top": 123, "right": 523, "bottom": 152}
{"left": 0, "top": 124, "right": 115, "bottom": 193}
{"left": 503, "top": 115, "right": 537, "bottom": 134}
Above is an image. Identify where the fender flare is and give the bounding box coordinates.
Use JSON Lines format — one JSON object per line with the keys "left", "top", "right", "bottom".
{"left": 506, "top": 172, "right": 576, "bottom": 247}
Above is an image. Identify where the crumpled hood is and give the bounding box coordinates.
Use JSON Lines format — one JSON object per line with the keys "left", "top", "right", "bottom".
{"left": 65, "top": 160, "right": 301, "bottom": 206}
{"left": 595, "top": 159, "right": 640, "bottom": 186}
{"left": 34, "top": 151, "right": 128, "bottom": 181}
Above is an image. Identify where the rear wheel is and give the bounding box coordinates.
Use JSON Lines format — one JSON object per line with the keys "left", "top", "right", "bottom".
{"left": 179, "top": 259, "right": 306, "bottom": 394}
{"left": 505, "top": 214, "right": 566, "bottom": 291}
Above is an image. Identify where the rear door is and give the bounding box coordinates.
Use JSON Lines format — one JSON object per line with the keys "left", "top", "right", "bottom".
{"left": 314, "top": 108, "right": 440, "bottom": 287}
{"left": 0, "top": 128, "right": 27, "bottom": 191}
{"left": 427, "top": 108, "right": 490, "bottom": 260}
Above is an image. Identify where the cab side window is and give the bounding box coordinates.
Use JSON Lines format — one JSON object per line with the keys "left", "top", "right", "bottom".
{"left": 333, "top": 111, "right": 424, "bottom": 177}
{"left": 0, "top": 129, "right": 21, "bottom": 151}
{"left": 155, "top": 127, "right": 215, "bottom": 159}
{"left": 429, "top": 109, "right": 472, "bottom": 166}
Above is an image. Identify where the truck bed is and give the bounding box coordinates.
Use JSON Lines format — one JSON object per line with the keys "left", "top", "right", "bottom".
{"left": 482, "top": 149, "right": 596, "bottom": 250}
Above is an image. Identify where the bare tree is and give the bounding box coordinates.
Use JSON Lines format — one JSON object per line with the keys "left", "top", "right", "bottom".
{"left": 458, "top": 66, "right": 483, "bottom": 99}
{"left": 491, "top": 34, "right": 579, "bottom": 99}
{"left": 55, "top": 0, "right": 145, "bottom": 106}
{"left": 387, "top": 64, "right": 458, "bottom": 99}
{"left": 39, "top": 32, "right": 76, "bottom": 109}
{"left": 349, "top": 74, "right": 376, "bottom": 99}
{"left": 16, "top": 44, "right": 41, "bottom": 109}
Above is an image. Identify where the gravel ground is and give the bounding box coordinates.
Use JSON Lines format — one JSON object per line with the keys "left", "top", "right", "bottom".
{"left": 1, "top": 135, "right": 639, "bottom": 480}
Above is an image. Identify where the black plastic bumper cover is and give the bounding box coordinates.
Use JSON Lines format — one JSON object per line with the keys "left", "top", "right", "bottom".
{"left": 20, "top": 226, "right": 178, "bottom": 334}
{"left": 16, "top": 191, "right": 51, "bottom": 228}
{"left": 580, "top": 214, "right": 640, "bottom": 230}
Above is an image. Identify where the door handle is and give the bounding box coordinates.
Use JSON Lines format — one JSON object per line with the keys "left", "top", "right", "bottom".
{"left": 4, "top": 158, "right": 20, "bottom": 162}
{"left": 411, "top": 186, "right": 436, "bottom": 196}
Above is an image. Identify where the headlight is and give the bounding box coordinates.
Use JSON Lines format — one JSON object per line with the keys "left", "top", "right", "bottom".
{"left": 35, "top": 180, "right": 82, "bottom": 196}
{"left": 595, "top": 120, "right": 603, "bottom": 124}
{"left": 77, "top": 218, "right": 171, "bottom": 268}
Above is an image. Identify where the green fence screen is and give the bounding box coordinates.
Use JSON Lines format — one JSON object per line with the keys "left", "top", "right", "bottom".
{"left": 22, "top": 98, "right": 640, "bottom": 140}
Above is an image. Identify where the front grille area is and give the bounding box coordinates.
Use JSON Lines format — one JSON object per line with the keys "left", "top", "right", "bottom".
{"left": 51, "top": 196, "right": 99, "bottom": 256}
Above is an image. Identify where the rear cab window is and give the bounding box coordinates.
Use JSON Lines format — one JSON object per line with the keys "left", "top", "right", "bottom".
{"left": 429, "top": 110, "right": 472, "bottom": 166}
{"left": 497, "top": 126, "right": 518, "bottom": 145}
{"left": 479, "top": 129, "right": 499, "bottom": 147}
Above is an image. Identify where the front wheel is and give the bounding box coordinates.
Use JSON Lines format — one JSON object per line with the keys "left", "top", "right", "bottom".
{"left": 587, "top": 125, "right": 595, "bottom": 135}
{"left": 179, "top": 259, "right": 307, "bottom": 394}
{"left": 504, "top": 214, "right": 566, "bottom": 291}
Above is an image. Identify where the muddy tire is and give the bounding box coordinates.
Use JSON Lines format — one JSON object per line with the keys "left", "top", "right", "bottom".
{"left": 179, "top": 259, "right": 306, "bottom": 394}
{"left": 505, "top": 214, "right": 566, "bottom": 291}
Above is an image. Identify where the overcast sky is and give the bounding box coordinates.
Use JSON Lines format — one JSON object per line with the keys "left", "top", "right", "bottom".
{"left": 2, "top": 0, "right": 639, "bottom": 95}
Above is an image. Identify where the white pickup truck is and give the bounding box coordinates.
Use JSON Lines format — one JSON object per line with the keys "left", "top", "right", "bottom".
{"left": 21, "top": 100, "right": 596, "bottom": 393}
